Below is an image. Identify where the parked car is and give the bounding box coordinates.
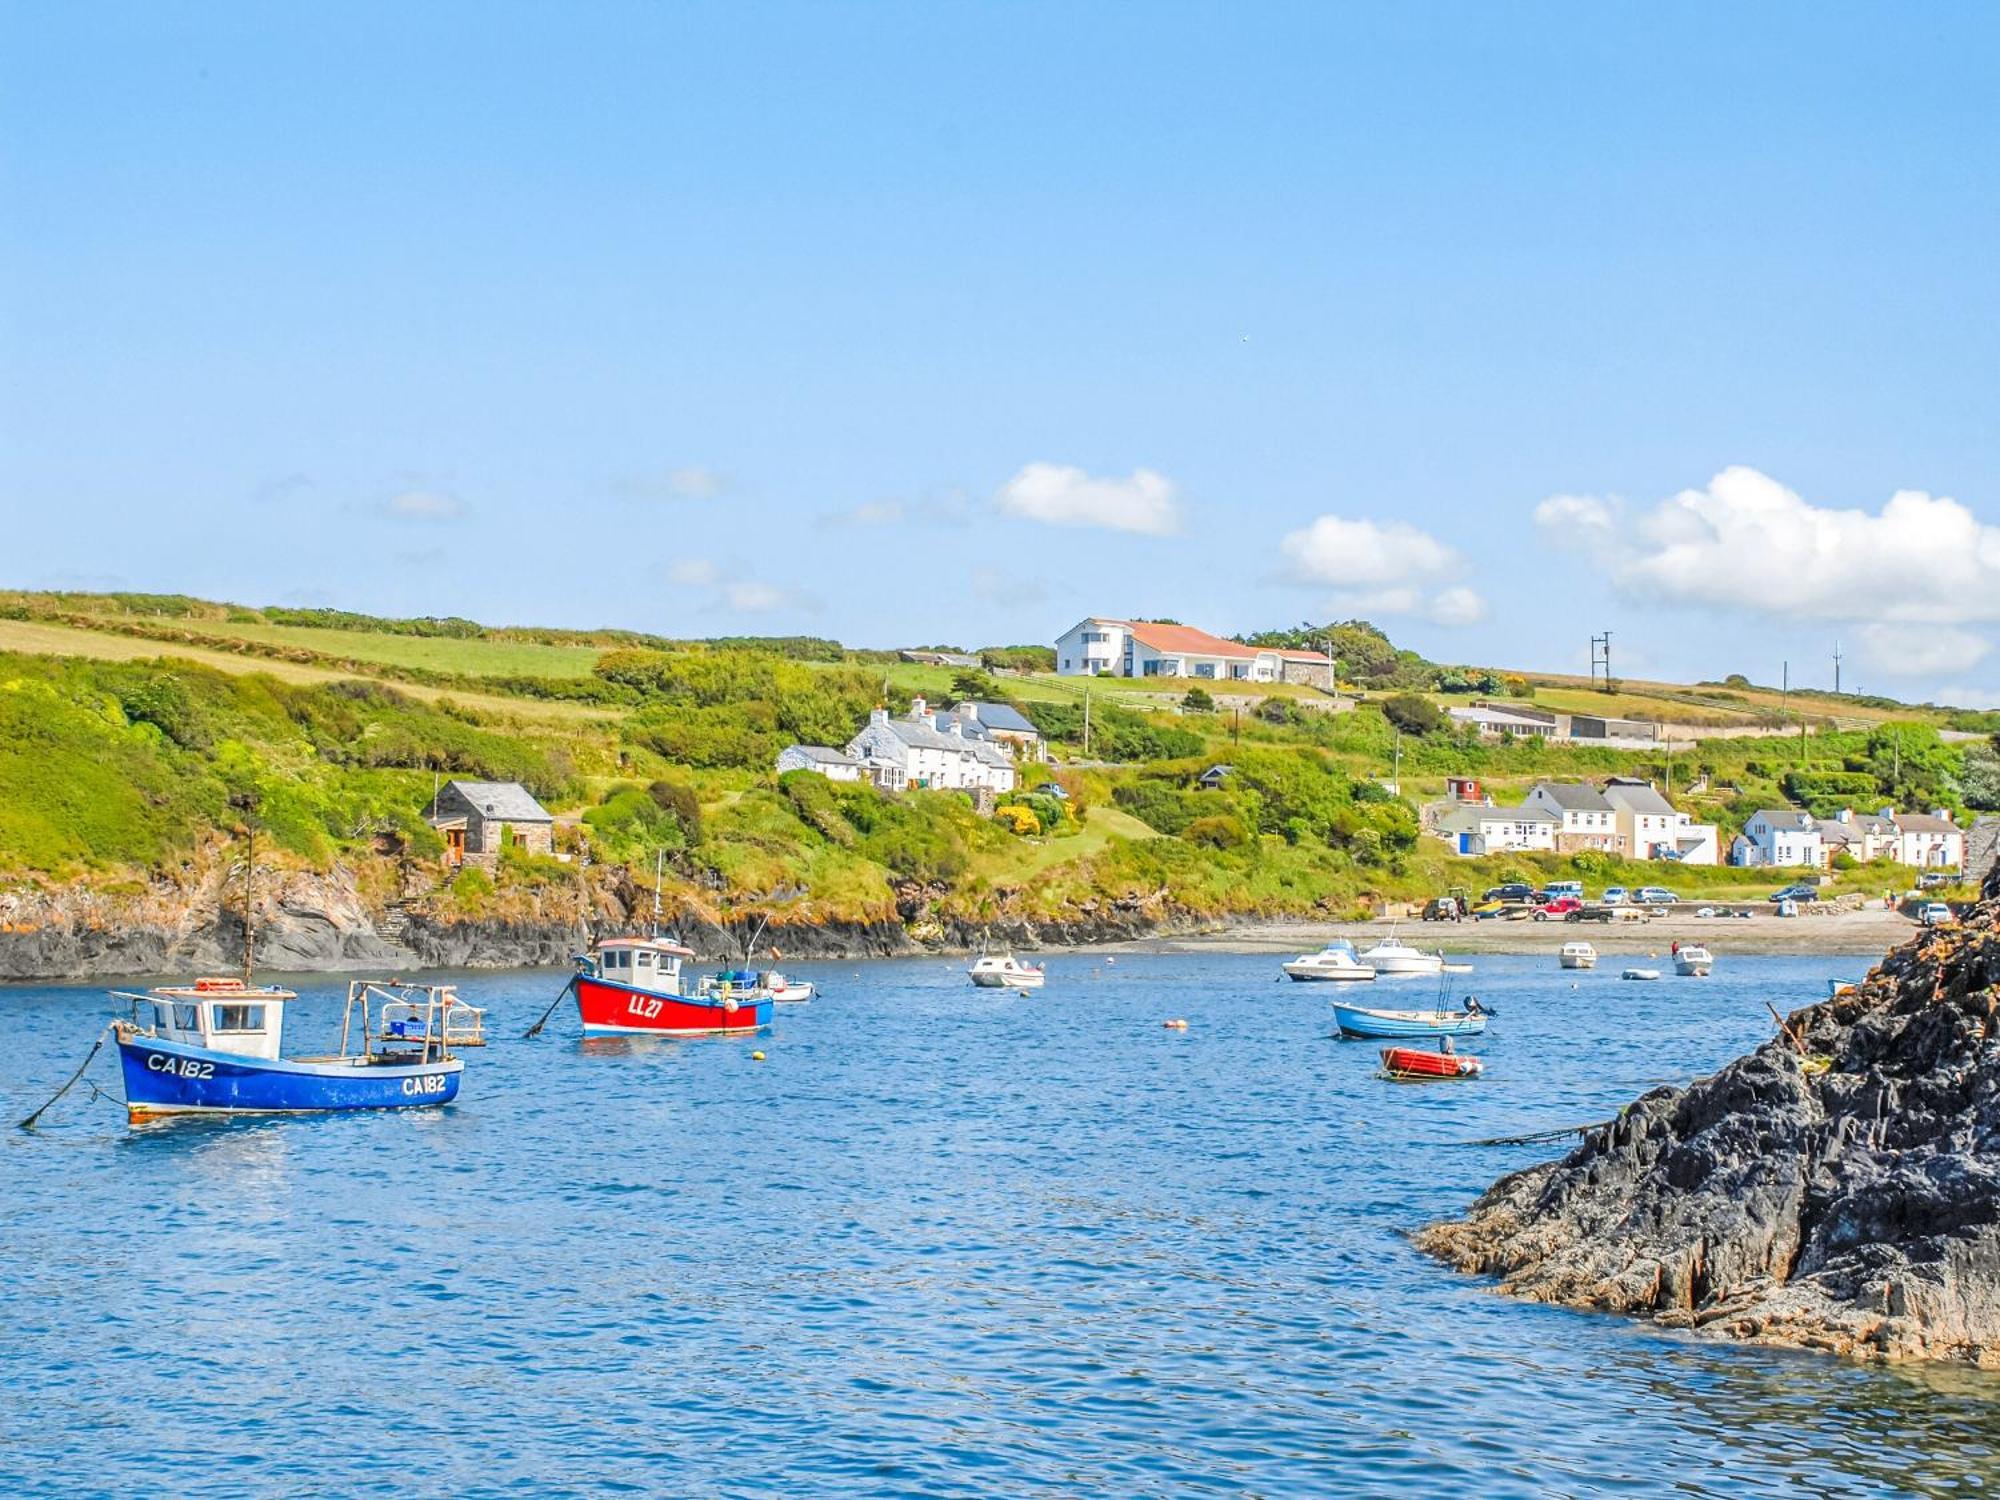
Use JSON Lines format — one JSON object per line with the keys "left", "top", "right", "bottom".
{"left": 1920, "top": 902, "right": 1955, "bottom": 926}
{"left": 1483, "top": 883, "right": 1537, "bottom": 905}
{"left": 1917, "top": 872, "right": 1957, "bottom": 889}
{"left": 1635, "top": 887, "right": 1679, "bottom": 905}
{"left": 1533, "top": 897, "right": 1582, "bottom": 921}
{"left": 1768, "top": 884, "right": 1819, "bottom": 903}
{"left": 1543, "top": 881, "right": 1584, "bottom": 902}
{"left": 1600, "top": 887, "right": 1630, "bottom": 906}
{"left": 1422, "top": 896, "right": 1464, "bottom": 921}
{"left": 1031, "top": 782, "right": 1070, "bottom": 800}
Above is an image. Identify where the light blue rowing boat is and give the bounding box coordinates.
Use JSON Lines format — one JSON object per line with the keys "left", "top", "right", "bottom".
{"left": 1330, "top": 1001, "right": 1488, "bottom": 1040}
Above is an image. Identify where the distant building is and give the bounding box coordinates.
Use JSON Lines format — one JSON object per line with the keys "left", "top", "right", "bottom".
{"left": 1450, "top": 703, "right": 1561, "bottom": 740}
{"left": 1967, "top": 816, "right": 2000, "bottom": 885}
{"left": 1734, "top": 809, "right": 1823, "bottom": 868}
{"left": 775, "top": 745, "right": 866, "bottom": 782}
{"left": 1889, "top": 809, "right": 1964, "bottom": 869}
{"left": 423, "top": 780, "right": 554, "bottom": 867}
{"left": 1523, "top": 782, "right": 1619, "bottom": 852}
{"left": 1568, "top": 713, "right": 1661, "bottom": 743}
{"left": 1815, "top": 809, "right": 1899, "bottom": 865}
{"left": 1054, "top": 617, "right": 1323, "bottom": 684}
{"left": 843, "top": 697, "right": 1016, "bottom": 795}
{"left": 950, "top": 701, "right": 1045, "bottom": 760}
{"left": 899, "top": 649, "right": 982, "bottom": 668}
{"left": 1435, "top": 803, "right": 1559, "bottom": 856}
{"left": 1194, "top": 764, "right": 1235, "bottom": 790}
{"left": 1600, "top": 777, "right": 1679, "bottom": 859}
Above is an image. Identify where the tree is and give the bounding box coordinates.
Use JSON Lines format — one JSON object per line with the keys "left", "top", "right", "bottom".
{"left": 1181, "top": 686, "right": 1215, "bottom": 713}
{"left": 951, "top": 669, "right": 1000, "bottom": 702}
{"left": 1961, "top": 745, "right": 2000, "bottom": 810}
{"left": 1380, "top": 693, "right": 1447, "bottom": 737}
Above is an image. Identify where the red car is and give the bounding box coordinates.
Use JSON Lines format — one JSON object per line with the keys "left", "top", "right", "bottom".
{"left": 1533, "top": 897, "right": 1582, "bottom": 921}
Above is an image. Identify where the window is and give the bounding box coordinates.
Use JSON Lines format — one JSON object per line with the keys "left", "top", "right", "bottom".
{"left": 152, "top": 1003, "right": 170, "bottom": 1029}
{"left": 605, "top": 949, "right": 629, "bottom": 970}
{"left": 174, "top": 1004, "right": 200, "bottom": 1031}
{"left": 635, "top": 950, "right": 655, "bottom": 969}
{"left": 212, "top": 1004, "right": 266, "bottom": 1032}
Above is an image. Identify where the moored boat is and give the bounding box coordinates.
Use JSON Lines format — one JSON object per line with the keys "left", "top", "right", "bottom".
{"left": 1281, "top": 939, "right": 1376, "bottom": 982}
{"left": 1330, "top": 1000, "right": 1488, "bottom": 1039}
{"left": 574, "top": 937, "right": 773, "bottom": 1036}
{"left": 1356, "top": 934, "right": 1446, "bottom": 976}
{"left": 1622, "top": 967, "right": 1661, "bottom": 981}
{"left": 761, "top": 971, "right": 815, "bottom": 1003}
{"left": 1558, "top": 941, "right": 1597, "bottom": 970}
{"left": 113, "top": 976, "right": 464, "bottom": 1124}
{"left": 1380, "top": 1044, "right": 1483, "bottom": 1080}
{"left": 1673, "top": 943, "right": 1714, "bottom": 977}
{"left": 968, "top": 954, "right": 1046, "bottom": 989}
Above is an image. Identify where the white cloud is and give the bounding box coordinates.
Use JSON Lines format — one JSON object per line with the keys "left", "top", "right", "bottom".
{"left": 382, "top": 489, "right": 464, "bottom": 521}
{"left": 724, "top": 581, "right": 789, "bottom": 612}
{"left": 668, "top": 558, "right": 719, "bottom": 586}
{"left": 1538, "top": 466, "right": 2000, "bottom": 625}
{"left": 615, "top": 466, "right": 728, "bottom": 501}
{"left": 824, "top": 499, "right": 905, "bottom": 528}
{"left": 1857, "top": 622, "right": 1990, "bottom": 678}
{"left": 995, "top": 462, "right": 1181, "bottom": 535}
{"left": 1276, "top": 514, "right": 1484, "bottom": 628}
{"left": 1426, "top": 586, "right": 1489, "bottom": 627}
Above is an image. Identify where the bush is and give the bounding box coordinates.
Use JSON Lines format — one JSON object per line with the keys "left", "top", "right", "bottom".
{"left": 1380, "top": 694, "right": 1448, "bottom": 737}
{"left": 1181, "top": 687, "right": 1215, "bottom": 713}
{"left": 1255, "top": 697, "right": 1299, "bottom": 726}
{"left": 648, "top": 779, "right": 702, "bottom": 844}
{"left": 993, "top": 804, "right": 1039, "bottom": 836}
{"left": 1186, "top": 813, "right": 1250, "bottom": 849}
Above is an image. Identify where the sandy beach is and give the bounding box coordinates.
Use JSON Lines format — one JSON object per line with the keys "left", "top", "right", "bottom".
{"left": 1125, "top": 906, "right": 1920, "bottom": 959}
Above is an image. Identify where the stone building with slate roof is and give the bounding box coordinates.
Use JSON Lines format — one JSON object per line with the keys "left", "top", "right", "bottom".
{"left": 423, "top": 779, "right": 555, "bottom": 867}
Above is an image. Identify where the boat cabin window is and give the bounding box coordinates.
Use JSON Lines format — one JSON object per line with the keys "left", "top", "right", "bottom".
{"left": 604, "top": 949, "right": 629, "bottom": 971}
{"left": 211, "top": 1003, "right": 267, "bottom": 1032}
{"left": 174, "top": 1004, "right": 200, "bottom": 1031}
{"left": 152, "top": 1002, "right": 170, "bottom": 1029}
{"left": 635, "top": 949, "right": 655, "bottom": 970}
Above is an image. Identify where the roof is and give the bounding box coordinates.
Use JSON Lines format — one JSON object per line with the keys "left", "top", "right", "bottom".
{"left": 1197, "top": 763, "right": 1235, "bottom": 780}
{"left": 1439, "top": 803, "right": 1558, "bottom": 830}
{"left": 1600, "top": 780, "right": 1675, "bottom": 816}
{"left": 785, "top": 745, "right": 861, "bottom": 766}
{"left": 1120, "top": 620, "right": 1261, "bottom": 660}
{"left": 869, "top": 713, "right": 1016, "bottom": 767}
{"left": 437, "top": 780, "right": 552, "bottom": 823}
{"left": 1530, "top": 782, "right": 1612, "bottom": 812}
{"left": 1752, "top": 808, "right": 1818, "bottom": 831}
{"left": 1276, "top": 648, "right": 1330, "bottom": 662}
{"left": 959, "top": 701, "right": 1039, "bottom": 736}
{"left": 1450, "top": 705, "right": 1553, "bottom": 728}
{"left": 1896, "top": 812, "right": 1960, "bottom": 833}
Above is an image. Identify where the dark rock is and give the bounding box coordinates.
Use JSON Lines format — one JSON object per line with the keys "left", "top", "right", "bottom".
{"left": 1416, "top": 875, "right": 2000, "bottom": 1368}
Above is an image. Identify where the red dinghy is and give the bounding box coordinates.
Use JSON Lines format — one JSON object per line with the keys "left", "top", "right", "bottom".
{"left": 573, "top": 936, "right": 773, "bottom": 1037}
{"left": 1380, "top": 1045, "right": 1483, "bottom": 1081}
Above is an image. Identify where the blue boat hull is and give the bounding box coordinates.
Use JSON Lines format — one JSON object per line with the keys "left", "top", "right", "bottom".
{"left": 1330, "top": 1004, "right": 1488, "bottom": 1040}
{"left": 118, "top": 1035, "right": 462, "bottom": 1121}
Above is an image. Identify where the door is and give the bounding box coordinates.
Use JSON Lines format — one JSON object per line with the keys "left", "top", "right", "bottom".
{"left": 445, "top": 827, "right": 466, "bottom": 867}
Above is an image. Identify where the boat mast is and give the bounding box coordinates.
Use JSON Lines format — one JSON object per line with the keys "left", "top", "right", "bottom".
{"left": 651, "top": 848, "right": 664, "bottom": 939}
{"left": 241, "top": 819, "right": 255, "bottom": 985}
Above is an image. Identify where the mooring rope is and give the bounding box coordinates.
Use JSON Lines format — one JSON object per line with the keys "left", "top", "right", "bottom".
{"left": 523, "top": 976, "right": 576, "bottom": 1039}
{"left": 1458, "top": 1120, "right": 1609, "bottom": 1148}
{"left": 19, "top": 1023, "right": 114, "bottom": 1129}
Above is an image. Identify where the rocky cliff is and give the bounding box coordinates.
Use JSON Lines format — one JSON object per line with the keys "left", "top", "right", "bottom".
{"left": 0, "top": 859, "right": 1219, "bottom": 981}
{"left": 1417, "top": 879, "right": 2000, "bottom": 1367}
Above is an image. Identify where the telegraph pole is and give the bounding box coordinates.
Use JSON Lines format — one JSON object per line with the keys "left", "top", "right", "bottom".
{"left": 1833, "top": 641, "right": 1843, "bottom": 696}
{"left": 1082, "top": 686, "right": 1092, "bottom": 758}
{"left": 1590, "top": 630, "right": 1613, "bottom": 693}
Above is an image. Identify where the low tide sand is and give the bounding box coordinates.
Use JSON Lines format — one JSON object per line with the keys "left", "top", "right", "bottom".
{"left": 1126, "top": 905, "right": 1919, "bottom": 959}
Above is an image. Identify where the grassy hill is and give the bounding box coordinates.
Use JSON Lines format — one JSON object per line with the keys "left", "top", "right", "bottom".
{"left": 0, "top": 589, "right": 1991, "bottom": 930}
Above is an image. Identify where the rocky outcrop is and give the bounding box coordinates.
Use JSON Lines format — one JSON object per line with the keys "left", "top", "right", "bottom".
{"left": 1417, "top": 878, "right": 2000, "bottom": 1367}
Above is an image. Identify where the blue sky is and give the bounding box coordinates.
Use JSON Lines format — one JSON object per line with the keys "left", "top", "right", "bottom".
{"left": 4, "top": 2, "right": 1999, "bottom": 699}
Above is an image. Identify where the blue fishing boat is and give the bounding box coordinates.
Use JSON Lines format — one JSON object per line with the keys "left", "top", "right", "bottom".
{"left": 113, "top": 977, "right": 464, "bottom": 1124}
{"left": 1330, "top": 1000, "right": 1488, "bottom": 1040}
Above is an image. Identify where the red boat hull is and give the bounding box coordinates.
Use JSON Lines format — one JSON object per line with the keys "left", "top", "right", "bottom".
{"left": 1380, "top": 1045, "right": 1482, "bottom": 1080}
{"left": 574, "top": 976, "right": 772, "bottom": 1036}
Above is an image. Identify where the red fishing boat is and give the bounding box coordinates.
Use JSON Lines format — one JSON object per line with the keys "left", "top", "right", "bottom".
{"left": 1379, "top": 1045, "right": 1483, "bottom": 1081}
{"left": 571, "top": 936, "right": 773, "bottom": 1037}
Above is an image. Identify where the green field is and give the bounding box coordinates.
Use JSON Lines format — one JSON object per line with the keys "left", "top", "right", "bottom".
{"left": 148, "top": 617, "right": 604, "bottom": 677}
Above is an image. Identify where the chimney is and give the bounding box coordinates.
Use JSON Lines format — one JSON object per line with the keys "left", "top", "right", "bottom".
{"left": 910, "top": 695, "right": 927, "bottom": 720}
{"left": 1934, "top": 808, "right": 1953, "bottom": 823}
{"left": 947, "top": 718, "right": 963, "bottom": 737}
{"left": 1837, "top": 807, "right": 1852, "bottom": 823}
{"left": 871, "top": 707, "right": 889, "bottom": 727}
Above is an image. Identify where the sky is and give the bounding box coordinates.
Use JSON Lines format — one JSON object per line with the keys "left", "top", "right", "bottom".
{"left": 4, "top": 2, "right": 1999, "bottom": 701}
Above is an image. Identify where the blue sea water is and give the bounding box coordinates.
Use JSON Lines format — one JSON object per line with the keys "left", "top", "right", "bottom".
{"left": 2, "top": 952, "right": 1997, "bottom": 1497}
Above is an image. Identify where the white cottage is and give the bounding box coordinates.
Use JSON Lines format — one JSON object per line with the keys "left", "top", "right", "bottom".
{"left": 1434, "top": 803, "right": 1559, "bottom": 856}
{"left": 1889, "top": 809, "right": 1964, "bottom": 870}
{"left": 843, "top": 698, "right": 1017, "bottom": 795}
{"left": 1523, "top": 782, "right": 1619, "bottom": 852}
{"left": 1735, "top": 809, "right": 1823, "bottom": 868}
{"left": 1600, "top": 777, "right": 1679, "bottom": 859}
{"left": 775, "top": 745, "right": 866, "bottom": 782}
{"left": 1053, "top": 618, "right": 1323, "bottom": 683}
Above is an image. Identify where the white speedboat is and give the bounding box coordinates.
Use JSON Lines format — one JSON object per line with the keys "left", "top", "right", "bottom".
{"left": 1673, "top": 944, "right": 1713, "bottom": 977}
{"left": 761, "top": 971, "right": 815, "bottom": 1003}
{"left": 1558, "top": 941, "right": 1597, "bottom": 970}
{"left": 1281, "top": 939, "right": 1376, "bottom": 982}
{"left": 1356, "top": 935, "right": 1445, "bottom": 976}
{"left": 968, "top": 954, "right": 1046, "bottom": 990}
{"left": 1622, "top": 967, "right": 1661, "bottom": 981}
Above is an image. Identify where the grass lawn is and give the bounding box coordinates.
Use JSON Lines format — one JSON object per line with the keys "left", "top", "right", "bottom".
{"left": 968, "top": 802, "right": 1162, "bottom": 882}
{"left": 80, "top": 615, "right": 604, "bottom": 679}
{"left": 0, "top": 619, "right": 617, "bottom": 724}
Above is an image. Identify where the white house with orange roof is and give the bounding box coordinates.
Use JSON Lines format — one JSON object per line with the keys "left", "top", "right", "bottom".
{"left": 1054, "top": 618, "right": 1331, "bottom": 685}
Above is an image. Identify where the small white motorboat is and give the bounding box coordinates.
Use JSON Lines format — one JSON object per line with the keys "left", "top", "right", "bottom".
{"left": 1281, "top": 939, "right": 1376, "bottom": 982}
{"left": 1356, "top": 934, "right": 1445, "bottom": 976}
{"left": 968, "top": 954, "right": 1046, "bottom": 990}
{"left": 1673, "top": 944, "right": 1714, "bottom": 977}
{"left": 1559, "top": 941, "right": 1598, "bottom": 971}
{"left": 761, "top": 971, "right": 815, "bottom": 1003}
{"left": 1622, "top": 967, "right": 1661, "bottom": 982}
